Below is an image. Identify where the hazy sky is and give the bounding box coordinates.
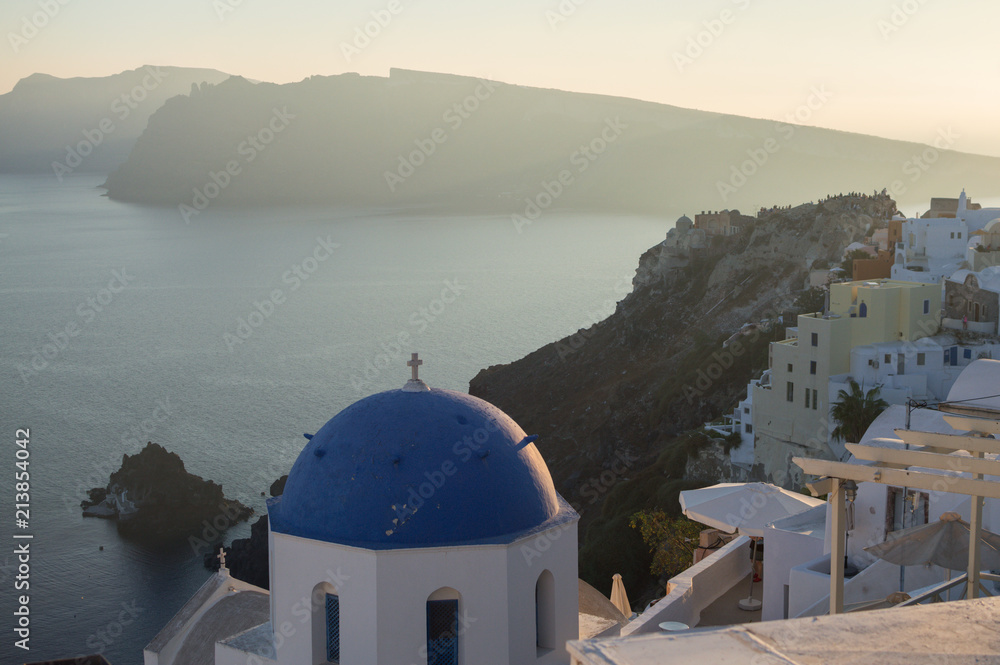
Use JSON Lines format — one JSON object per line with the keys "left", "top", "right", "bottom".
{"left": 3, "top": 0, "right": 999, "bottom": 155}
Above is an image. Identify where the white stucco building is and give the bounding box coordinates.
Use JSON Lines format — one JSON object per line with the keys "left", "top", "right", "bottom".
{"left": 144, "top": 359, "right": 582, "bottom": 665}
{"left": 831, "top": 334, "right": 1000, "bottom": 407}
{"left": 892, "top": 190, "right": 1000, "bottom": 284}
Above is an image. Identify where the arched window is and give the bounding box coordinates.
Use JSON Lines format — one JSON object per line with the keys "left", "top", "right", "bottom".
{"left": 312, "top": 582, "right": 340, "bottom": 664}
{"left": 859, "top": 302, "right": 868, "bottom": 318}
{"left": 535, "top": 570, "right": 556, "bottom": 652}
{"left": 427, "top": 588, "right": 460, "bottom": 665}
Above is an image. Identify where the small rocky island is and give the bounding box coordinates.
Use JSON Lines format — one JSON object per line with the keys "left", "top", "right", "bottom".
{"left": 82, "top": 442, "right": 253, "bottom": 541}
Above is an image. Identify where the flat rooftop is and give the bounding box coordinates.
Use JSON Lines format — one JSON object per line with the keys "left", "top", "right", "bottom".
{"left": 569, "top": 595, "right": 1000, "bottom": 664}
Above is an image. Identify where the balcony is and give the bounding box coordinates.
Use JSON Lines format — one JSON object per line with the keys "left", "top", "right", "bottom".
{"left": 621, "top": 537, "right": 758, "bottom": 636}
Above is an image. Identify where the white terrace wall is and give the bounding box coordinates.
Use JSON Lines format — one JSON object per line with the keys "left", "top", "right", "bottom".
{"left": 622, "top": 536, "right": 751, "bottom": 636}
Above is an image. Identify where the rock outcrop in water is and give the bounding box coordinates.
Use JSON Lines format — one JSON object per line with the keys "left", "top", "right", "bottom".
{"left": 82, "top": 442, "right": 252, "bottom": 541}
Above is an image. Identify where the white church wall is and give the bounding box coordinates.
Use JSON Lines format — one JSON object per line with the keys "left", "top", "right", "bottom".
{"left": 266, "top": 525, "right": 581, "bottom": 665}
{"left": 374, "top": 544, "right": 511, "bottom": 665}
{"left": 269, "top": 532, "right": 378, "bottom": 665}
{"left": 507, "top": 521, "right": 580, "bottom": 665}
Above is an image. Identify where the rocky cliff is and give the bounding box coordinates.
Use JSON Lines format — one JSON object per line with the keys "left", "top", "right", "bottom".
{"left": 469, "top": 193, "right": 894, "bottom": 593}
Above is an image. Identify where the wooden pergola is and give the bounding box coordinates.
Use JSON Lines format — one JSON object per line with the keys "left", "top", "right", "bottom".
{"left": 794, "top": 406, "right": 1000, "bottom": 615}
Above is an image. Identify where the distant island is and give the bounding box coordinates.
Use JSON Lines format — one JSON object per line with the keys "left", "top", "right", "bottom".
{"left": 0, "top": 66, "right": 230, "bottom": 175}
{"left": 5, "top": 66, "right": 1000, "bottom": 217}
{"left": 92, "top": 68, "right": 1000, "bottom": 217}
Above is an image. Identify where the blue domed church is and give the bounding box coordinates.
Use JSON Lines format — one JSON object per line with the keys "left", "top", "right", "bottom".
{"left": 144, "top": 355, "right": 581, "bottom": 665}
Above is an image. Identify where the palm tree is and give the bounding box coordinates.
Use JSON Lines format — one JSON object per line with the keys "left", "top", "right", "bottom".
{"left": 831, "top": 378, "right": 889, "bottom": 443}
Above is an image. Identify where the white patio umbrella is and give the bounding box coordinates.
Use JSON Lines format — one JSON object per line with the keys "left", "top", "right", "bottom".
{"left": 680, "top": 482, "right": 825, "bottom": 610}
{"left": 680, "top": 482, "right": 824, "bottom": 537}
{"left": 610, "top": 573, "right": 631, "bottom": 618}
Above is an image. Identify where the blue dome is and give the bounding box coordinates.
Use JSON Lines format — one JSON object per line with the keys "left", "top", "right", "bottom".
{"left": 268, "top": 387, "right": 562, "bottom": 548}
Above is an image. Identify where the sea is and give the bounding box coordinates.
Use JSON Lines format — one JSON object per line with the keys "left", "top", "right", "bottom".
{"left": 0, "top": 173, "right": 672, "bottom": 664}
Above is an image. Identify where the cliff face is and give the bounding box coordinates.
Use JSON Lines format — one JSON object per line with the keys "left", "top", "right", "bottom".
{"left": 469, "top": 194, "right": 893, "bottom": 591}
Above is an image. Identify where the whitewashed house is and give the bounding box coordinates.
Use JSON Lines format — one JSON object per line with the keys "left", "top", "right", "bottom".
{"left": 892, "top": 190, "right": 1000, "bottom": 284}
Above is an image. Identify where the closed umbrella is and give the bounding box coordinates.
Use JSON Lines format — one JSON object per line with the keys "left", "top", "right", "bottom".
{"left": 680, "top": 482, "right": 824, "bottom": 611}
{"left": 610, "top": 573, "right": 631, "bottom": 618}
{"left": 865, "top": 511, "right": 1000, "bottom": 571}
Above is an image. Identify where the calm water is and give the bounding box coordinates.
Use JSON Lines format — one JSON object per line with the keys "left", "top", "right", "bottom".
{"left": 0, "top": 174, "right": 669, "bottom": 663}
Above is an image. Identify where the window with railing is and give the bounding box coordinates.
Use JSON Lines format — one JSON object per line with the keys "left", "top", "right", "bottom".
{"left": 325, "top": 594, "right": 340, "bottom": 663}
{"left": 427, "top": 599, "right": 459, "bottom": 665}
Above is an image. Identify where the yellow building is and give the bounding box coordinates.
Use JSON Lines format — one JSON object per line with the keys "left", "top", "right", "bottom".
{"left": 752, "top": 280, "right": 941, "bottom": 486}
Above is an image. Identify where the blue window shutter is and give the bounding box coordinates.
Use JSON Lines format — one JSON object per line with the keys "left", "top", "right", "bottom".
{"left": 326, "top": 594, "right": 340, "bottom": 663}
{"left": 427, "top": 599, "right": 459, "bottom": 665}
